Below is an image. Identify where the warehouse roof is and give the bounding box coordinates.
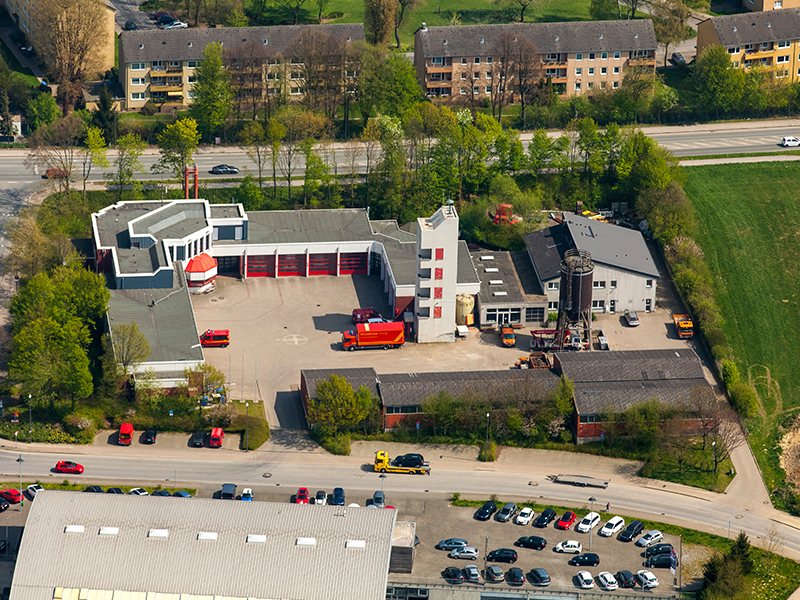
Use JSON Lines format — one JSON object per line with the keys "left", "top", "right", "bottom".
{"left": 416, "top": 20, "right": 656, "bottom": 58}
{"left": 524, "top": 224, "right": 571, "bottom": 283}
{"left": 471, "top": 249, "right": 546, "bottom": 305}
{"left": 302, "top": 367, "right": 379, "bottom": 400}
{"left": 120, "top": 23, "right": 365, "bottom": 63}
{"left": 241, "top": 209, "right": 375, "bottom": 244}
{"left": 11, "top": 491, "right": 395, "bottom": 600}
{"left": 703, "top": 8, "right": 800, "bottom": 47}
{"left": 572, "top": 378, "right": 708, "bottom": 415}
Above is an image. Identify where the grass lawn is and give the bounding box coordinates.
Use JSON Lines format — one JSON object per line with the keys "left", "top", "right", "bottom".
{"left": 683, "top": 162, "right": 800, "bottom": 503}
{"left": 646, "top": 439, "right": 734, "bottom": 493}
{"left": 0, "top": 36, "right": 39, "bottom": 88}
{"left": 3, "top": 481, "right": 198, "bottom": 495}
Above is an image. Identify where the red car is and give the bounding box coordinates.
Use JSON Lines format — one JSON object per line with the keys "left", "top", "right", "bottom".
{"left": 0, "top": 489, "right": 21, "bottom": 504}
{"left": 44, "top": 168, "right": 67, "bottom": 179}
{"left": 557, "top": 511, "right": 576, "bottom": 530}
{"left": 295, "top": 487, "right": 310, "bottom": 504}
{"left": 55, "top": 461, "right": 84, "bottom": 474}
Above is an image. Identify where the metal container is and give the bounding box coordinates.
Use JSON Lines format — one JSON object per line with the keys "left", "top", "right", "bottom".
{"left": 559, "top": 249, "right": 594, "bottom": 321}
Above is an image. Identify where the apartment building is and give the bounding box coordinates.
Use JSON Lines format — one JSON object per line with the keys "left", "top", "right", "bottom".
{"left": 742, "top": 0, "right": 800, "bottom": 12}
{"left": 118, "top": 23, "right": 364, "bottom": 110}
{"left": 697, "top": 8, "right": 800, "bottom": 81}
{"left": 4, "top": 0, "right": 115, "bottom": 73}
{"left": 414, "top": 20, "right": 656, "bottom": 100}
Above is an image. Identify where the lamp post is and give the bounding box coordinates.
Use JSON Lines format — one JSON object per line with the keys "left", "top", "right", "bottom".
{"left": 245, "top": 402, "right": 249, "bottom": 453}
{"left": 589, "top": 496, "right": 597, "bottom": 551}
{"left": 484, "top": 413, "right": 490, "bottom": 462}
{"left": 16, "top": 455, "right": 23, "bottom": 510}
{"left": 379, "top": 473, "right": 387, "bottom": 496}
{"left": 711, "top": 441, "right": 717, "bottom": 492}
{"left": 28, "top": 394, "right": 31, "bottom": 445}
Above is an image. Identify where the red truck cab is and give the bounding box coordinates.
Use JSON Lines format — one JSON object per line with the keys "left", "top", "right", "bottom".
{"left": 118, "top": 423, "right": 133, "bottom": 446}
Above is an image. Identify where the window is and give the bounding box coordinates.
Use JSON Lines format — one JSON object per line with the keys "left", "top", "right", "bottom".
{"left": 732, "top": 61, "right": 740, "bottom": 68}
{"left": 589, "top": 52, "right": 596, "bottom": 60}
{"left": 290, "top": 87, "right": 301, "bottom": 95}
{"left": 777, "top": 40, "right": 790, "bottom": 48}
{"left": 614, "top": 51, "right": 620, "bottom": 59}
{"left": 487, "top": 57, "right": 493, "bottom": 64}
{"left": 460, "top": 72, "right": 467, "bottom": 80}
{"left": 588, "top": 82, "right": 594, "bottom": 90}
{"left": 473, "top": 72, "right": 479, "bottom": 79}
{"left": 645, "top": 279, "right": 653, "bottom": 288}
{"left": 612, "top": 81, "right": 619, "bottom": 89}
{"left": 152, "top": 61, "right": 163, "bottom": 69}
{"left": 433, "top": 306, "right": 442, "bottom": 319}
{"left": 169, "top": 60, "right": 181, "bottom": 67}
{"left": 290, "top": 71, "right": 302, "bottom": 80}
{"left": 168, "top": 76, "right": 181, "bottom": 83}
{"left": 574, "top": 82, "right": 581, "bottom": 91}
{"left": 613, "top": 66, "right": 620, "bottom": 74}
{"left": 575, "top": 52, "right": 583, "bottom": 60}
{"left": 131, "top": 92, "right": 145, "bottom": 100}
{"left": 546, "top": 68, "right": 559, "bottom": 77}
{"left": 486, "top": 86, "right": 491, "bottom": 93}
{"left": 474, "top": 57, "right": 481, "bottom": 64}
{"left": 591, "top": 300, "right": 605, "bottom": 310}
{"left": 548, "top": 301, "right": 558, "bottom": 310}
{"left": 744, "top": 43, "right": 753, "bottom": 52}
{"left": 547, "top": 281, "right": 559, "bottom": 291}
{"left": 435, "top": 248, "right": 444, "bottom": 260}
{"left": 601, "top": 67, "right": 607, "bottom": 75}
{"left": 610, "top": 280, "right": 617, "bottom": 289}
{"left": 575, "top": 68, "right": 582, "bottom": 76}
{"left": 593, "top": 280, "right": 606, "bottom": 289}
{"left": 546, "top": 53, "right": 559, "bottom": 62}
{"left": 775, "top": 0, "right": 783, "bottom": 6}
{"left": 761, "top": 42, "right": 770, "bottom": 50}
{"left": 131, "top": 77, "right": 145, "bottom": 85}
{"left": 588, "top": 67, "right": 594, "bottom": 75}
{"left": 600, "top": 81, "right": 606, "bottom": 89}
{"left": 526, "top": 307, "right": 545, "bottom": 322}
{"left": 131, "top": 62, "right": 145, "bottom": 71}
{"left": 188, "top": 75, "right": 196, "bottom": 83}
{"left": 601, "top": 52, "right": 608, "bottom": 60}
{"left": 728, "top": 46, "right": 740, "bottom": 54}
{"left": 435, "top": 268, "right": 443, "bottom": 279}
{"left": 187, "top": 90, "right": 197, "bottom": 98}
{"left": 486, "top": 72, "right": 491, "bottom": 79}
{"left": 473, "top": 86, "right": 479, "bottom": 94}
{"left": 485, "top": 309, "right": 498, "bottom": 323}
{"left": 778, "top": 55, "right": 790, "bottom": 63}
{"left": 432, "top": 57, "right": 443, "bottom": 65}
{"left": 460, "top": 87, "right": 467, "bottom": 95}
{"left": 776, "top": 69, "right": 789, "bottom": 78}
{"left": 461, "top": 57, "right": 468, "bottom": 65}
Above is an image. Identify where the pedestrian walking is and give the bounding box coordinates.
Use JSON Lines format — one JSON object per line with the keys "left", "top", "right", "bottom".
{"left": 605, "top": 502, "right": 610, "bottom": 512}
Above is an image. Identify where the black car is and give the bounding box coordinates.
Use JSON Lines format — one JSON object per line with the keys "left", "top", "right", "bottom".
{"left": 106, "top": 487, "right": 124, "bottom": 494}
{"left": 143, "top": 429, "right": 157, "bottom": 444}
{"left": 506, "top": 567, "right": 526, "bottom": 586}
{"left": 528, "top": 568, "right": 551, "bottom": 586}
{"left": 619, "top": 520, "right": 644, "bottom": 542}
{"left": 515, "top": 535, "right": 547, "bottom": 550}
{"left": 616, "top": 570, "right": 637, "bottom": 588}
{"left": 645, "top": 543, "right": 674, "bottom": 558}
{"left": 487, "top": 548, "right": 518, "bottom": 563}
{"left": 569, "top": 553, "right": 600, "bottom": 567}
{"left": 124, "top": 21, "right": 138, "bottom": 30}
{"left": 191, "top": 431, "right": 205, "bottom": 447}
{"left": 210, "top": 164, "right": 240, "bottom": 175}
{"left": 646, "top": 553, "right": 676, "bottom": 569}
{"left": 533, "top": 507, "right": 556, "bottom": 528}
{"left": 671, "top": 52, "right": 686, "bottom": 65}
{"left": 443, "top": 567, "right": 464, "bottom": 584}
{"left": 395, "top": 453, "right": 424, "bottom": 468}
{"left": 84, "top": 486, "right": 104, "bottom": 493}
{"left": 475, "top": 500, "right": 496, "bottom": 520}
{"left": 153, "top": 489, "right": 172, "bottom": 497}
{"left": 0, "top": 498, "right": 10, "bottom": 512}
{"left": 157, "top": 13, "right": 177, "bottom": 24}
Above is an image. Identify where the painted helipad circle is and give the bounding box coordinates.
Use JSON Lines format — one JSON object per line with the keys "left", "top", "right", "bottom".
{"left": 283, "top": 334, "right": 308, "bottom": 345}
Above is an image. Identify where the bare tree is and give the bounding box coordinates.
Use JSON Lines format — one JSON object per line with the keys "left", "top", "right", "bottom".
{"left": 276, "top": 107, "right": 328, "bottom": 204}
{"left": 693, "top": 385, "right": 718, "bottom": 450}
{"left": 652, "top": 0, "right": 690, "bottom": 68}
{"left": 274, "top": 0, "right": 307, "bottom": 24}
{"left": 226, "top": 41, "right": 272, "bottom": 120}
{"left": 493, "top": 0, "right": 542, "bottom": 22}
{"left": 514, "top": 36, "right": 540, "bottom": 128}
{"left": 490, "top": 32, "right": 516, "bottom": 122}
{"left": 710, "top": 404, "right": 745, "bottom": 474}
{"left": 394, "top": 0, "right": 418, "bottom": 48}
{"left": 342, "top": 137, "right": 362, "bottom": 199}
{"left": 660, "top": 408, "right": 694, "bottom": 475}
{"left": 34, "top": 0, "right": 108, "bottom": 111}
{"left": 25, "top": 115, "right": 84, "bottom": 205}
{"left": 287, "top": 29, "right": 346, "bottom": 120}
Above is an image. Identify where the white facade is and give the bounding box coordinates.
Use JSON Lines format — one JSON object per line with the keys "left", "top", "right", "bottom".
{"left": 414, "top": 205, "right": 460, "bottom": 343}
{"left": 543, "top": 263, "right": 657, "bottom": 314}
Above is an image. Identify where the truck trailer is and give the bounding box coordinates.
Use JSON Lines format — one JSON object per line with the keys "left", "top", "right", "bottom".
{"left": 342, "top": 321, "right": 405, "bottom": 351}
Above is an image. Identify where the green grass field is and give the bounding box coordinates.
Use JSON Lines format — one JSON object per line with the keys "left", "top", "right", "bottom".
{"left": 683, "top": 162, "right": 800, "bottom": 497}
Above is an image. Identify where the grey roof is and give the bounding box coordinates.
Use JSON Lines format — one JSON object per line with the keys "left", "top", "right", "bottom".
{"left": 302, "top": 367, "right": 379, "bottom": 399}
{"left": 564, "top": 214, "right": 660, "bottom": 278}
{"left": 704, "top": 8, "right": 800, "bottom": 47}
{"left": 82, "top": 81, "right": 124, "bottom": 102}
{"left": 379, "top": 369, "right": 559, "bottom": 407}
{"left": 120, "top": 23, "right": 365, "bottom": 63}
{"left": 107, "top": 265, "right": 203, "bottom": 364}
{"left": 93, "top": 201, "right": 157, "bottom": 249}
{"left": 471, "top": 249, "right": 546, "bottom": 305}
{"left": 524, "top": 224, "right": 571, "bottom": 283}
{"left": 210, "top": 204, "right": 244, "bottom": 219}
{"left": 115, "top": 244, "right": 169, "bottom": 276}
{"left": 416, "top": 20, "right": 657, "bottom": 58}
{"left": 371, "top": 220, "right": 417, "bottom": 243}
{"left": 131, "top": 201, "right": 207, "bottom": 239}
{"left": 11, "top": 491, "right": 395, "bottom": 600}
{"left": 457, "top": 241, "right": 480, "bottom": 287}
{"left": 239, "top": 209, "right": 375, "bottom": 244}
{"left": 573, "top": 378, "right": 708, "bottom": 415}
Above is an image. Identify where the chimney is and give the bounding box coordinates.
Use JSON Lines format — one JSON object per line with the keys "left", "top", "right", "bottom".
{"left": 421, "top": 22, "right": 427, "bottom": 31}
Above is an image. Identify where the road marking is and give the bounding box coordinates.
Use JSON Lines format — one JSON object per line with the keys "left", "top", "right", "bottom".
{"left": 282, "top": 334, "right": 308, "bottom": 345}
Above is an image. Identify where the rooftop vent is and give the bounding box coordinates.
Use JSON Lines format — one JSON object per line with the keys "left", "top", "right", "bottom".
{"left": 489, "top": 280, "right": 504, "bottom": 285}
{"left": 162, "top": 41, "right": 166, "bottom": 45}
{"left": 555, "top": 35, "right": 559, "bottom": 41}
{"left": 733, "top": 26, "right": 737, "bottom": 31}
{"left": 99, "top": 527, "right": 119, "bottom": 536}
{"left": 139, "top": 44, "right": 144, "bottom": 49}
{"left": 480, "top": 38, "right": 484, "bottom": 43}
{"left": 480, "top": 255, "right": 495, "bottom": 261}
{"left": 198, "top": 532, "right": 218, "bottom": 542}
{"left": 492, "top": 291, "right": 508, "bottom": 297}
{"left": 297, "top": 537, "right": 317, "bottom": 547}
{"left": 65, "top": 525, "right": 85, "bottom": 534}
{"left": 443, "top": 39, "right": 447, "bottom": 44}
{"left": 148, "top": 529, "right": 169, "bottom": 539}
{"left": 421, "top": 22, "right": 427, "bottom": 31}
{"left": 247, "top": 534, "right": 267, "bottom": 544}
{"left": 346, "top": 540, "right": 366, "bottom": 549}
{"left": 484, "top": 267, "right": 499, "bottom": 273}
{"left": 347, "top": 36, "right": 352, "bottom": 42}
{"left": 188, "top": 42, "right": 192, "bottom": 47}
{"left": 599, "top": 33, "right": 603, "bottom": 39}
{"left": 767, "top": 22, "right": 771, "bottom": 27}
{"left": 263, "top": 39, "right": 268, "bottom": 44}
{"left": 634, "top": 33, "right": 638, "bottom": 38}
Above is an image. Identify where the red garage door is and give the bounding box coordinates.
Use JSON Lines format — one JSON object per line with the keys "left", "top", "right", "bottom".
{"left": 278, "top": 254, "right": 306, "bottom": 277}
{"left": 340, "top": 252, "right": 368, "bottom": 275}
{"left": 309, "top": 253, "right": 336, "bottom": 276}
{"left": 247, "top": 255, "right": 275, "bottom": 277}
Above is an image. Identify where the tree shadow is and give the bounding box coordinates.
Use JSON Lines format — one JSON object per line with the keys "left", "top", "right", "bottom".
{"left": 268, "top": 427, "right": 321, "bottom": 451}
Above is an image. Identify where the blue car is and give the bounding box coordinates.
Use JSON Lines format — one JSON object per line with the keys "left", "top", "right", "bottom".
{"left": 172, "top": 490, "right": 191, "bottom": 498}
{"left": 241, "top": 488, "right": 254, "bottom": 501}
{"left": 331, "top": 487, "right": 345, "bottom": 506}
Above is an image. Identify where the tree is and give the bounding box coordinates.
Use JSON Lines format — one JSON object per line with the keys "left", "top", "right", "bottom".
{"left": 273, "top": 0, "right": 308, "bottom": 24}
{"left": 226, "top": 40, "right": 274, "bottom": 120}
{"left": 152, "top": 118, "right": 201, "bottom": 196}
{"left": 238, "top": 121, "right": 269, "bottom": 187}
{"left": 710, "top": 404, "right": 745, "bottom": 475}
{"left": 107, "top": 133, "right": 146, "bottom": 202}
{"left": 693, "top": 385, "right": 718, "bottom": 450}
{"left": 552, "top": 375, "right": 575, "bottom": 416}
{"left": 489, "top": 32, "right": 517, "bottom": 122}
{"left": 652, "top": 0, "right": 690, "bottom": 68}
{"left": 225, "top": 4, "right": 249, "bottom": 26}
{"left": 287, "top": 29, "right": 345, "bottom": 120}
{"left": 730, "top": 532, "right": 754, "bottom": 575}
{"left": 729, "top": 382, "right": 758, "bottom": 418}
{"left": 616, "top": 129, "right": 680, "bottom": 202}
{"left": 26, "top": 115, "right": 84, "bottom": 203}
{"left": 4, "top": 210, "right": 60, "bottom": 279}
{"left": 420, "top": 390, "right": 459, "bottom": 436}
{"left": 184, "top": 363, "right": 227, "bottom": 398}
{"left": 364, "top": 0, "right": 395, "bottom": 44}
{"left": 26, "top": 93, "right": 60, "bottom": 132}
{"left": 660, "top": 412, "right": 694, "bottom": 475}
{"left": 315, "top": 0, "right": 330, "bottom": 20}
{"left": 355, "top": 45, "right": 421, "bottom": 119}
{"left": 635, "top": 180, "right": 694, "bottom": 244}
{"left": 394, "top": 0, "right": 418, "bottom": 48}
{"left": 0, "top": 88, "right": 12, "bottom": 136}
{"left": 79, "top": 126, "right": 109, "bottom": 211}
{"left": 276, "top": 108, "right": 328, "bottom": 204}
{"left": 111, "top": 321, "right": 151, "bottom": 378}
{"left": 34, "top": 0, "right": 108, "bottom": 111}
{"left": 694, "top": 45, "right": 744, "bottom": 118}
{"left": 189, "top": 43, "right": 233, "bottom": 141}
{"left": 92, "top": 85, "right": 117, "bottom": 145}
{"left": 265, "top": 118, "right": 286, "bottom": 201}
{"left": 513, "top": 36, "right": 539, "bottom": 127}
{"left": 307, "top": 374, "right": 372, "bottom": 435}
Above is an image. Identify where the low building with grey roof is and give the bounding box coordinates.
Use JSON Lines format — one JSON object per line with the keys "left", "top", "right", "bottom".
{"left": 11, "top": 491, "right": 395, "bottom": 600}
{"left": 524, "top": 213, "right": 659, "bottom": 317}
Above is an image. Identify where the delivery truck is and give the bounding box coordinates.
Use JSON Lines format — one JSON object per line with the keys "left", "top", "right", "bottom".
{"left": 672, "top": 313, "right": 694, "bottom": 339}
{"left": 342, "top": 321, "right": 405, "bottom": 351}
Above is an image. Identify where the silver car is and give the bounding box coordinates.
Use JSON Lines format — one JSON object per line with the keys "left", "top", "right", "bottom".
{"left": 624, "top": 309, "right": 640, "bottom": 327}
{"left": 636, "top": 530, "right": 663, "bottom": 547}
{"left": 449, "top": 546, "right": 479, "bottom": 560}
{"left": 162, "top": 20, "right": 188, "bottom": 29}
{"left": 496, "top": 502, "right": 518, "bottom": 522}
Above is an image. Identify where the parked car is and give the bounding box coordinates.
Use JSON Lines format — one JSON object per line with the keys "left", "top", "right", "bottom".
{"left": 436, "top": 538, "right": 469, "bottom": 551}
{"left": 576, "top": 571, "right": 595, "bottom": 589}
{"left": 221, "top": 483, "right": 236, "bottom": 500}
{"left": 153, "top": 490, "right": 171, "bottom": 497}
{"left": 506, "top": 567, "right": 526, "bottom": 586}
{"left": 620, "top": 520, "right": 644, "bottom": 542}
{"left": 487, "top": 548, "right": 517, "bottom": 563}
{"left": 83, "top": 486, "right": 104, "bottom": 493}
{"left": 442, "top": 567, "right": 464, "bottom": 584}
{"left": 106, "top": 487, "right": 124, "bottom": 494}
{"left": 464, "top": 564, "right": 481, "bottom": 582}
{"left": 670, "top": 52, "right": 686, "bottom": 65}
{"left": 143, "top": 429, "right": 157, "bottom": 444}
{"left": 190, "top": 431, "right": 205, "bottom": 447}
{"left": 0, "top": 499, "right": 8, "bottom": 513}
{"left": 624, "top": 309, "right": 640, "bottom": 326}
{"left": 124, "top": 21, "right": 138, "bottom": 30}
{"left": 599, "top": 515, "right": 625, "bottom": 537}
{"left": 294, "top": 487, "right": 310, "bottom": 504}
{"left": 557, "top": 511, "right": 576, "bottom": 529}
{"left": 485, "top": 565, "right": 504, "bottom": 582}
{"left": 534, "top": 507, "right": 557, "bottom": 528}
{"left": 555, "top": 540, "right": 582, "bottom": 554}
{"left": 496, "top": 502, "right": 518, "bottom": 522}
{"left": 314, "top": 490, "right": 327, "bottom": 505}
{"left": 569, "top": 553, "right": 600, "bottom": 567}
{"left": 55, "top": 461, "right": 84, "bottom": 474}
{"left": 0, "top": 489, "right": 21, "bottom": 504}
{"left": 636, "top": 530, "right": 664, "bottom": 547}
{"left": 515, "top": 507, "right": 534, "bottom": 525}
{"left": 172, "top": 490, "right": 191, "bottom": 498}
{"left": 129, "top": 488, "right": 149, "bottom": 496}
{"left": 616, "top": 569, "right": 637, "bottom": 588}
{"left": 475, "top": 500, "right": 496, "bottom": 520}
{"left": 645, "top": 553, "right": 676, "bottom": 569}
{"left": 371, "top": 491, "right": 385, "bottom": 508}
{"left": 528, "top": 567, "right": 551, "bottom": 586}
{"left": 645, "top": 543, "right": 674, "bottom": 558}
{"left": 576, "top": 512, "right": 601, "bottom": 533}
{"left": 241, "top": 488, "right": 254, "bottom": 501}
{"left": 449, "top": 546, "right": 479, "bottom": 560}
{"left": 162, "top": 20, "right": 188, "bottom": 29}
{"left": 331, "top": 487, "right": 345, "bottom": 506}
{"left": 210, "top": 164, "right": 239, "bottom": 174}
{"left": 597, "top": 571, "right": 619, "bottom": 591}
{"left": 26, "top": 484, "right": 43, "bottom": 498}
{"left": 782, "top": 136, "right": 800, "bottom": 147}
{"left": 157, "top": 13, "right": 177, "bottom": 24}
{"left": 44, "top": 168, "right": 67, "bottom": 179}
{"left": 151, "top": 11, "right": 173, "bottom": 19}
{"left": 515, "top": 535, "right": 546, "bottom": 550}
{"left": 637, "top": 569, "right": 659, "bottom": 589}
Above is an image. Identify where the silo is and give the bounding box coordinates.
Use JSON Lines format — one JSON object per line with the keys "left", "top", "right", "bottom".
{"left": 455, "top": 294, "right": 475, "bottom": 326}
{"left": 559, "top": 249, "right": 594, "bottom": 322}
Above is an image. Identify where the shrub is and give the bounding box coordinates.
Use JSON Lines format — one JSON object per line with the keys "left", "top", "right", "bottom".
{"left": 548, "top": 312, "right": 558, "bottom": 323}
{"left": 721, "top": 360, "right": 740, "bottom": 389}
{"left": 140, "top": 101, "right": 157, "bottom": 116}
{"left": 450, "top": 492, "right": 461, "bottom": 502}
{"left": 203, "top": 403, "right": 239, "bottom": 428}
{"left": 729, "top": 382, "right": 758, "bottom": 418}
{"left": 478, "top": 440, "right": 497, "bottom": 462}
{"left": 320, "top": 434, "right": 351, "bottom": 455}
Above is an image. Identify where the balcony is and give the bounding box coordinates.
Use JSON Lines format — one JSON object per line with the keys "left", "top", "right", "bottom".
{"left": 150, "top": 82, "right": 183, "bottom": 92}
{"left": 628, "top": 58, "right": 656, "bottom": 67}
